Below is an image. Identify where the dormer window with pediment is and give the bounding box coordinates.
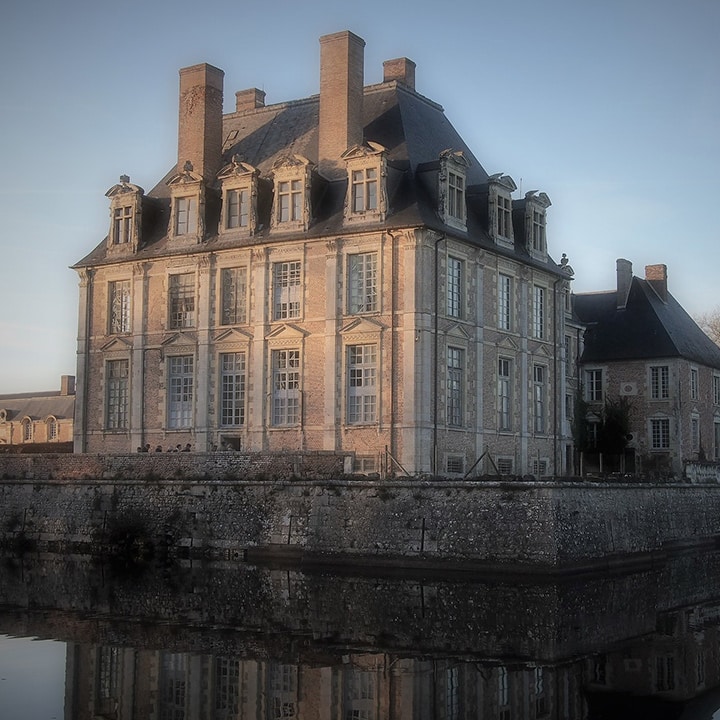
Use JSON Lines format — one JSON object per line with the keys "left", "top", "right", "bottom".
{"left": 523, "top": 191, "right": 552, "bottom": 260}
{"left": 167, "top": 161, "right": 204, "bottom": 241}
{"left": 439, "top": 150, "right": 469, "bottom": 231}
{"left": 218, "top": 156, "right": 258, "bottom": 235}
{"left": 106, "top": 175, "right": 144, "bottom": 253}
{"left": 271, "top": 155, "right": 313, "bottom": 233}
{"left": 488, "top": 173, "right": 517, "bottom": 249}
{"left": 342, "top": 142, "right": 388, "bottom": 223}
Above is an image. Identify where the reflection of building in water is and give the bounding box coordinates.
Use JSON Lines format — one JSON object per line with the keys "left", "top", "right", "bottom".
{"left": 66, "top": 647, "right": 588, "bottom": 719}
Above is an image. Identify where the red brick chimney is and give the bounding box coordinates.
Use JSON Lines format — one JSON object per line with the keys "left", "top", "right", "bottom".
{"left": 383, "top": 57, "right": 416, "bottom": 90}
{"left": 177, "top": 63, "right": 224, "bottom": 182}
{"left": 616, "top": 258, "right": 633, "bottom": 310}
{"left": 318, "top": 31, "right": 365, "bottom": 179}
{"left": 235, "top": 88, "right": 266, "bottom": 113}
{"left": 645, "top": 264, "right": 668, "bottom": 302}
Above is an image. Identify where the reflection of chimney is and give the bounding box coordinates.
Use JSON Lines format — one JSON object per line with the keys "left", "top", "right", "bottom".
{"left": 645, "top": 264, "right": 668, "bottom": 302}
{"left": 319, "top": 31, "right": 365, "bottom": 179}
{"left": 60, "top": 375, "right": 75, "bottom": 396}
{"left": 178, "top": 63, "right": 224, "bottom": 182}
{"left": 383, "top": 57, "right": 416, "bottom": 90}
{"left": 616, "top": 258, "right": 633, "bottom": 309}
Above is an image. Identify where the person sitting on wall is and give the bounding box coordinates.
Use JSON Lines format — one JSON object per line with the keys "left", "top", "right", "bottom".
{"left": 136, "top": 446, "right": 143, "bottom": 453}
{"left": 155, "top": 445, "right": 163, "bottom": 452}
{"left": 181, "top": 443, "right": 191, "bottom": 452}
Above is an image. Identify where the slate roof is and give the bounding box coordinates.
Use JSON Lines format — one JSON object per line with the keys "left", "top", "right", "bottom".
{"left": 74, "top": 81, "right": 566, "bottom": 280}
{"left": 0, "top": 391, "right": 75, "bottom": 422}
{"left": 574, "top": 278, "right": 720, "bottom": 369}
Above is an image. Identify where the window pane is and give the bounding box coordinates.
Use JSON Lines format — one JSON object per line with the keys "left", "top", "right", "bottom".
{"left": 348, "top": 253, "right": 377, "bottom": 314}
{"left": 347, "top": 344, "right": 377, "bottom": 424}
{"left": 273, "top": 262, "right": 301, "bottom": 319}
{"left": 220, "top": 352, "right": 246, "bottom": 426}
{"left": 272, "top": 350, "right": 300, "bottom": 425}
{"left": 106, "top": 359, "right": 129, "bottom": 429}
{"left": 168, "top": 356, "right": 194, "bottom": 428}
{"left": 169, "top": 273, "right": 195, "bottom": 328}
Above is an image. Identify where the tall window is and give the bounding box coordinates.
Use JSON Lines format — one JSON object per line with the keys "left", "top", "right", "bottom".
{"left": 533, "top": 285, "right": 545, "bottom": 339}
{"left": 447, "top": 257, "right": 463, "bottom": 318}
{"left": 22, "top": 418, "right": 32, "bottom": 442}
{"left": 351, "top": 168, "right": 378, "bottom": 213}
{"left": 347, "top": 344, "right": 377, "bottom": 424}
{"left": 221, "top": 267, "right": 247, "bottom": 325}
{"left": 498, "top": 274, "right": 512, "bottom": 330}
{"left": 109, "top": 280, "right": 131, "bottom": 334}
{"left": 272, "top": 349, "right": 300, "bottom": 426}
{"left": 348, "top": 253, "right": 377, "bottom": 314}
{"left": 214, "top": 658, "right": 240, "bottom": 717}
{"left": 47, "top": 418, "right": 58, "bottom": 440}
{"left": 691, "top": 416, "right": 700, "bottom": 451}
{"left": 651, "top": 418, "right": 670, "bottom": 450}
{"left": 225, "top": 188, "right": 249, "bottom": 229}
{"left": 714, "top": 420, "right": 720, "bottom": 460}
{"left": 220, "top": 352, "right": 246, "bottom": 426}
{"left": 277, "top": 180, "right": 302, "bottom": 223}
{"left": 690, "top": 367, "right": 699, "bottom": 401}
{"left": 531, "top": 210, "right": 546, "bottom": 253}
{"left": 447, "top": 347, "right": 464, "bottom": 427}
{"left": 534, "top": 365, "right": 546, "bottom": 433}
{"left": 497, "top": 195, "right": 512, "bottom": 237}
{"left": 112, "top": 206, "right": 132, "bottom": 244}
{"left": 273, "top": 261, "right": 301, "bottom": 320}
{"left": 106, "top": 359, "right": 129, "bottom": 430}
{"left": 714, "top": 375, "right": 720, "bottom": 405}
{"left": 167, "top": 355, "right": 193, "bottom": 428}
{"left": 448, "top": 171, "right": 465, "bottom": 222}
{"left": 498, "top": 358, "right": 512, "bottom": 431}
{"left": 175, "top": 196, "right": 197, "bottom": 235}
{"left": 651, "top": 365, "right": 670, "bottom": 399}
{"left": 585, "top": 368, "right": 603, "bottom": 402}
{"left": 564, "top": 334, "right": 573, "bottom": 375}
{"left": 169, "top": 273, "right": 195, "bottom": 329}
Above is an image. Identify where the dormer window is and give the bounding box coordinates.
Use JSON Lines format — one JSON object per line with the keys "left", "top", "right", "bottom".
{"left": 523, "top": 191, "right": 552, "bottom": 260}
{"left": 218, "top": 157, "right": 258, "bottom": 235}
{"left": 439, "top": 150, "right": 469, "bottom": 231}
{"left": 106, "top": 175, "right": 144, "bottom": 252}
{"left": 342, "top": 143, "right": 387, "bottom": 223}
{"left": 271, "top": 155, "right": 313, "bottom": 232}
{"left": 488, "top": 173, "right": 517, "bottom": 249}
{"left": 167, "top": 161, "right": 204, "bottom": 241}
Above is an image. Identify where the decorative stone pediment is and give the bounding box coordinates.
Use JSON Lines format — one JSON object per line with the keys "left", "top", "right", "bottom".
{"left": 340, "top": 317, "right": 385, "bottom": 341}
{"left": 497, "top": 335, "right": 519, "bottom": 351}
{"left": 106, "top": 175, "right": 144, "bottom": 199}
{"left": 265, "top": 324, "right": 307, "bottom": 344}
{"left": 161, "top": 331, "right": 197, "bottom": 347}
{"left": 488, "top": 172, "right": 517, "bottom": 193}
{"left": 101, "top": 336, "right": 133, "bottom": 352}
{"left": 534, "top": 344, "right": 553, "bottom": 359}
{"left": 214, "top": 327, "right": 253, "bottom": 343}
{"left": 445, "top": 323, "right": 471, "bottom": 341}
{"left": 167, "top": 160, "right": 203, "bottom": 187}
{"left": 341, "top": 141, "right": 387, "bottom": 161}
{"left": 440, "top": 148, "right": 470, "bottom": 168}
{"left": 525, "top": 190, "right": 552, "bottom": 209}
{"left": 271, "top": 154, "right": 313, "bottom": 172}
{"left": 217, "top": 155, "right": 258, "bottom": 180}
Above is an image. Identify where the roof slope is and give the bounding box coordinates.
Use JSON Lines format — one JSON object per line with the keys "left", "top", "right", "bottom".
{"left": 574, "top": 278, "right": 720, "bottom": 369}
{"left": 0, "top": 391, "right": 75, "bottom": 421}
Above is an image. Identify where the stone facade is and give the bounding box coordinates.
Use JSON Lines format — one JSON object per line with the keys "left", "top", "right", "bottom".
{"left": 73, "top": 31, "right": 575, "bottom": 476}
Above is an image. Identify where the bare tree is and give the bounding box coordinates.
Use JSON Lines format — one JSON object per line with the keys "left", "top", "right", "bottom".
{"left": 696, "top": 307, "right": 720, "bottom": 347}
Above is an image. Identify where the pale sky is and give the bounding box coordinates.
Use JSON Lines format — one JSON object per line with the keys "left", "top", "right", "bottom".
{"left": 0, "top": 0, "right": 718, "bottom": 393}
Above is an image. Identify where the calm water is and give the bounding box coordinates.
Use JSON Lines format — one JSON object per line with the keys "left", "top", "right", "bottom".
{"left": 3, "top": 552, "right": 720, "bottom": 719}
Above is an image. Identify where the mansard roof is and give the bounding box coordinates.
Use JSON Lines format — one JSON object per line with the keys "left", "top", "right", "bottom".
{"left": 574, "top": 278, "right": 720, "bottom": 369}
{"left": 74, "top": 80, "right": 564, "bottom": 279}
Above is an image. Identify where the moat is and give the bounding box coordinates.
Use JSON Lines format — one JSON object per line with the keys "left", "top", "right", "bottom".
{"left": 3, "top": 549, "right": 720, "bottom": 718}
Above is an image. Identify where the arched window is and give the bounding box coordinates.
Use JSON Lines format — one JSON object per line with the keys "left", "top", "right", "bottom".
{"left": 46, "top": 416, "right": 58, "bottom": 441}
{"left": 22, "top": 417, "right": 33, "bottom": 442}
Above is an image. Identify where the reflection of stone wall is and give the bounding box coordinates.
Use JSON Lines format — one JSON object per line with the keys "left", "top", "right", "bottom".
{"left": 4, "top": 477, "right": 720, "bottom": 569}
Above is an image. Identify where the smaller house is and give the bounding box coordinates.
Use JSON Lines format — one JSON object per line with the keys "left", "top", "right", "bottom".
{"left": 0, "top": 376, "right": 75, "bottom": 453}
{"left": 574, "top": 260, "right": 720, "bottom": 476}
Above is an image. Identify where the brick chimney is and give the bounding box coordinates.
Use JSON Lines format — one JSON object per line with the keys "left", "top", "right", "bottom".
{"left": 318, "top": 31, "right": 365, "bottom": 179}
{"left": 235, "top": 88, "right": 266, "bottom": 113}
{"left": 60, "top": 375, "right": 75, "bottom": 396}
{"left": 383, "top": 57, "right": 416, "bottom": 90}
{"left": 616, "top": 258, "right": 633, "bottom": 309}
{"left": 177, "top": 63, "right": 224, "bottom": 182}
{"left": 645, "top": 264, "right": 668, "bottom": 302}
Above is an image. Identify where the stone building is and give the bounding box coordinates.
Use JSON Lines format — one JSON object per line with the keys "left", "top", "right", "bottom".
{"left": 0, "top": 375, "right": 75, "bottom": 452}
{"left": 574, "top": 259, "right": 720, "bottom": 475}
{"left": 73, "top": 31, "right": 575, "bottom": 475}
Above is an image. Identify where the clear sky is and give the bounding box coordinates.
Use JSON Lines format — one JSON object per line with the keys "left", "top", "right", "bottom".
{"left": 0, "top": 0, "right": 718, "bottom": 394}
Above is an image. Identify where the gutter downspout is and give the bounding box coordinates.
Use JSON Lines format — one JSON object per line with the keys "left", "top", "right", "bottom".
{"left": 553, "top": 276, "right": 563, "bottom": 476}
{"left": 432, "top": 233, "right": 445, "bottom": 475}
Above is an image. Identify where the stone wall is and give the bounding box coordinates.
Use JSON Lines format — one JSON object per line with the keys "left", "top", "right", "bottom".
{"left": 3, "top": 466, "right": 720, "bottom": 571}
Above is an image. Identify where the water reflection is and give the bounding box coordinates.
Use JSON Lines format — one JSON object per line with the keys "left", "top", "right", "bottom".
{"left": 3, "top": 552, "right": 720, "bottom": 718}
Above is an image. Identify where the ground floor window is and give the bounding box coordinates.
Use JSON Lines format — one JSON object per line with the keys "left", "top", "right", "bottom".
{"left": 106, "top": 359, "right": 129, "bottom": 430}
{"left": 220, "top": 352, "right": 246, "bottom": 426}
{"left": 650, "top": 418, "right": 670, "bottom": 450}
{"left": 272, "top": 349, "right": 300, "bottom": 426}
{"left": 168, "top": 355, "right": 194, "bottom": 428}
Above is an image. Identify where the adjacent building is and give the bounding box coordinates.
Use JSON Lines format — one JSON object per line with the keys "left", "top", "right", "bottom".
{"left": 0, "top": 375, "right": 75, "bottom": 452}
{"left": 72, "top": 30, "right": 577, "bottom": 475}
{"left": 574, "top": 260, "right": 720, "bottom": 475}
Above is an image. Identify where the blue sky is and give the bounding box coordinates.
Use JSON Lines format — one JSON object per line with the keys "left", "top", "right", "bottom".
{"left": 0, "top": 0, "right": 718, "bottom": 393}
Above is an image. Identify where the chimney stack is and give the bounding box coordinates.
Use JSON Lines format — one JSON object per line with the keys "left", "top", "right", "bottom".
{"left": 616, "top": 258, "right": 633, "bottom": 309}
{"left": 178, "top": 63, "right": 224, "bottom": 182}
{"left": 645, "top": 264, "right": 668, "bottom": 302}
{"left": 60, "top": 375, "right": 75, "bottom": 396}
{"left": 383, "top": 57, "right": 416, "bottom": 90}
{"left": 319, "top": 31, "right": 365, "bottom": 179}
{"left": 235, "top": 88, "right": 266, "bottom": 113}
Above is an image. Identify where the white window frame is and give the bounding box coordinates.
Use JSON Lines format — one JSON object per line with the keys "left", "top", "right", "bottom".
{"left": 690, "top": 367, "right": 699, "bottom": 401}
{"left": 225, "top": 187, "right": 250, "bottom": 229}
{"left": 272, "top": 349, "right": 300, "bottom": 426}
{"left": 108, "top": 279, "right": 131, "bottom": 334}
{"left": 446, "top": 346, "right": 464, "bottom": 427}
{"left": 440, "top": 150, "right": 468, "bottom": 231}
{"left": 168, "top": 273, "right": 196, "bottom": 329}
{"left": 498, "top": 357, "right": 512, "bottom": 431}
{"left": 447, "top": 256, "right": 463, "bottom": 319}
{"left": 106, "top": 359, "right": 129, "bottom": 430}
{"left": 351, "top": 167, "right": 378, "bottom": 213}
{"left": 167, "top": 355, "right": 194, "bottom": 429}
{"left": 498, "top": 273, "right": 512, "bottom": 331}
{"left": 347, "top": 344, "right": 378, "bottom": 425}
{"left": 273, "top": 261, "right": 302, "bottom": 320}
{"left": 585, "top": 368, "right": 603, "bottom": 402}
{"left": 650, "top": 417, "right": 670, "bottom": 450}
{"left": 220, "top": 267, "right": 248, "bottom": 325}
{"left": 219, "top": 352, "right": 246, "bottom": 427}
{"left": 531, "top": 209, "right": 546, "bottom": 254}
{"left": 112, "top": 205, "right": 133, "bottom": 245}
{"left": 347, "top": 252, "right": 378, "bottom": 315}
{"left": 650, "top": 365, "right": 670, "bottom": 400}
{"left": 532, "top": 285, "right": 546, "bottom": 339}
{"left": 534, "top": 364, "right": 546, "bottom": 434}
{"left": 497, "top": 194, "right": 512, "bottom": 238}
{"left": 174, "top": 195, "right": 198, "bottom": 236}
